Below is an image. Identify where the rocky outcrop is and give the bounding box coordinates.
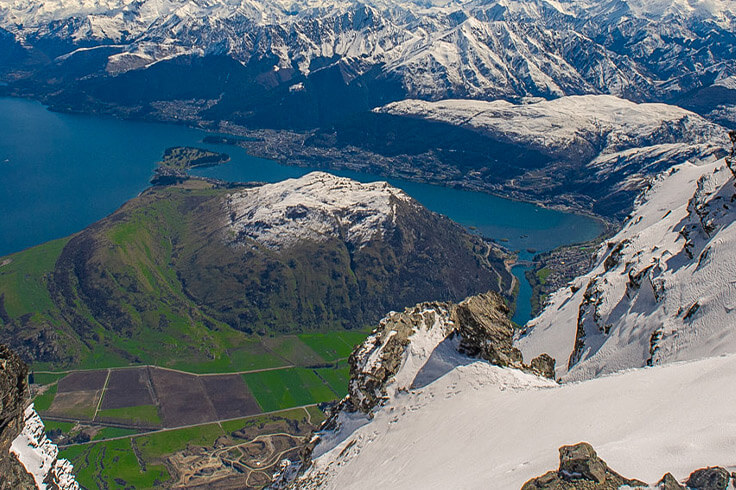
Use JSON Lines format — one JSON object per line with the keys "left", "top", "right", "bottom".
{"left": 522, "top": 443, "right": 647, "bottom": 489}
{"left": 285, "top": 291, "right": 557, "bottom": 485}
{"left": 522, "top": 443, "right": 732, "bottom": 490}
{"left": 342, "top": 291, "right": 555, "bottom": 416}
{"left": 685, "top": 467, "right": 732, "bottom": 490}
{"left": 0, "top": 344, "right": 36, "bottom": 489}
{"left": 1, "top": 344, "right": 79, "bottom": 490}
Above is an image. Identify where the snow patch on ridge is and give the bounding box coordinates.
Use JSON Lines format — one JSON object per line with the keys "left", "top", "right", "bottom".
{"left": 224, "top": 171, "right": 413, "bottom": 250}
{"left": 10, "top": 404, "right": 79, "bottom": 490}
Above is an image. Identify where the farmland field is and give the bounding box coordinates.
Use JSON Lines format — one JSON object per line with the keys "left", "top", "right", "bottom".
{"left": 35, "top": 329, "right": 369, "bottom": 488}
{"left": 243, "top": 367, "right": 338, "bottom": 412}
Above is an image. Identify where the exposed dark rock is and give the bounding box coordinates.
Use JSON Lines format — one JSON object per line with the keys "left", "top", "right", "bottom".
{"left": 0, "top": 344, "right": 36, "bottom": 490}
{"left": 521, "top": 442, "right": 647, "bottom": 489}
{"left": 523, "top": 444, "right": 732, "bottom": 490}
{"left": 337, "top": 292, "right": 554, "bottom": 417}
{"left": 529, "top": 354, "right": 556, "bottom": 379}
{"left": 453, "top": 292, "right": 523, "bottom": 368}
{"left": 657, "top": 472, "right": 685, "bottom": 489}
{"left": 685, "top": 467, "right": 731, "bottom": 490}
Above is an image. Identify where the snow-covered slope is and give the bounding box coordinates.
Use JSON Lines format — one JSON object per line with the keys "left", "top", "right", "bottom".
{"left": 517, "top": 156, "right": 736, "bottom": 381}
{"left": 1, "top": 0, "right": 734, "bottom": 103}
{"left": 298, "top": 333, "right": 736, "bottom": 488}
{"left": 377, "top": 95, "right": 726, "bottom": 161}
{"left": 225, "top": 172, "right": 413, "bottom": 250}
{"left": 10, "top": 405, "right": 79, "bottom": 490}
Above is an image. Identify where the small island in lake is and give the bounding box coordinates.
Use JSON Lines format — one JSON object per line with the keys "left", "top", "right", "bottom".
{"left": 159, "top": 146, "right": 230, "bottom": 170}
{"left": 152, "top": 146, "right": 230, "bottom": 186}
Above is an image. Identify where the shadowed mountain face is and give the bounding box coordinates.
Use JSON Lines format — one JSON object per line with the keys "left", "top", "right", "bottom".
{"left": 0, "top": 174, "right": 511, "bottom": 366}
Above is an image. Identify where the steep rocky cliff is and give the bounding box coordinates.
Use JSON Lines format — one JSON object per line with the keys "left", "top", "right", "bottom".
{"left": 0, "top": 344, "right": 36, "bottom": 489}
{"left": 1, "top": 344, "right": 78, "bottom": 490}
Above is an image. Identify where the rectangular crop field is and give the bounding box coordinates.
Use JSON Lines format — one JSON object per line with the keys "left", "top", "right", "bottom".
{"left": 57, "top": 370, "right": 108, "bottom": 393}
{"left": 149, "top": 368, "right": 217, "bottom": 427}
{"left": 262, "top": 336, "right": 325, "bottom": 366}
{"left": 314, "top": 364, "right": 351, "bottom": 397}
{"left": 96, "top": 405, "right": 161, "bottom": 427}
{"left": 298, "top": 331, "right": 368, "bottom": 362}
{"left": 100, "top": 368, "right": 154, "bottom": 409}
{"left": 243, "top": 368, "right": 339, "bottom": 412}
{"left": 200, "top": 375, "right": 261, "bottom": 420}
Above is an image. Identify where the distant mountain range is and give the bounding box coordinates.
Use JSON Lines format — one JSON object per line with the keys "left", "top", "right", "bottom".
{"left": 1, "top": 0, "right": 735, "bottom": 128}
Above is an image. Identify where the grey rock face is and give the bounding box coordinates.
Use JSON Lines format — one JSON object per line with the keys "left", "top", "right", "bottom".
{"left": 685, "top": 467, "right": 731, "bottom": 490}
{"left": 521, "top": 442, "right": 647, "bottom": 489}
{"left": 342, "top": 291, "right": 556, "bottom": 416}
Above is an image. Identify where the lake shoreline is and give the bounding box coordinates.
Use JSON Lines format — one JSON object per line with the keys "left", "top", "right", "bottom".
{"left": 1, "top": 93, "right": 616, "bottom": 230}
{"left": 0, "top": 95, "right": 608, "bottom": 325}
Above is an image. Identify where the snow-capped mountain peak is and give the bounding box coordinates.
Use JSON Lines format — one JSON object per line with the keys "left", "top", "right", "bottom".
{"left": 224, "top": 171, "right": 413, "bottom": 249}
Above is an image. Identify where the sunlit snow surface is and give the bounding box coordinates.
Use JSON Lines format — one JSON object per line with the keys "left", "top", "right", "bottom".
{"left": 303, "top": 354, "right": 736, "bottom": 488}
{"left": 519, "top": 157, "right": 736, "bottom": 381}
{"left": 225, "top": 171, "right": 413, "bottom": 250}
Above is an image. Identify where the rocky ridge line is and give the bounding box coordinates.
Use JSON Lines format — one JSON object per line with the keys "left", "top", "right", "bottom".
{"left": 280, "top": 291, "right": 555, "bottom": 486}
{"left": 523, "top": 442, "right": 733, "bottom": 490}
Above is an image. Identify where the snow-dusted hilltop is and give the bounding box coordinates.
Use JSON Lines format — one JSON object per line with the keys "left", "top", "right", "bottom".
{"left": 377, "top": 95, "right": 726, "bottom": 162}
{"left": 225, "top": 172, "right": 413, "bottom": 250}
{"left": 1, "top": 0, "right": 735, "bottom": 126}
{"left": 517, "top": 155, "right": 736, "bottom": 381}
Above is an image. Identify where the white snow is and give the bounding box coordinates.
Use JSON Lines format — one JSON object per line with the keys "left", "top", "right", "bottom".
{"left": 302, "top": 352, "right": 736, "bottom": 488}
{"left": 376, "top": 95, "right": 726, "bottom": 159}
{"left": 518, "top": 157, "right": 736, "bottom": 381}
{"left": 224, "top": 171, "right": 413, "bottom": 250}
{"left": 10, "top": 404, "right": 79, "bottom": 490}
{"left": 2, "top": 0, "right": 734, "bottom": 100}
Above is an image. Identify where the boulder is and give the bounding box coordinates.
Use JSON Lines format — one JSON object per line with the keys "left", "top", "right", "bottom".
{"left": 657, "top": 473, "right": 685, "bottom": 489}
{"left": 521, "top": 442, "right": 647, "bottom": 489}
{"left": 686, "top": 467, "right": 731, "bottom": 490}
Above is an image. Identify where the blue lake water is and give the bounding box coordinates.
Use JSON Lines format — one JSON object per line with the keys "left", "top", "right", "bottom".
{"left": 0, "top": 97, "right": 602, "bottom": 325}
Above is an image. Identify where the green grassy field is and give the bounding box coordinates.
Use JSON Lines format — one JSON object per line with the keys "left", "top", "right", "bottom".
{"left": 33, "top": 385, "right": 57, "bottom": 411}
{"left": 30, "top": 372, "right": 66, "bottom": 386}
{"left": 136, "top": 424, "right": 225, "bottom": 461}
{"left": 60, "top": 438, "right": 169, "bottom": 489}
{"left": 298, "top": 331, "right": 367, "bottom": 362}
{"left": 43, "top": 419, "right": 75, "bottom": 435}
{"left": 93, "top": 427, "right": 141, "bottom": 440}
{"left": 243, "top": 368, "right": 338, "bottom": 412}
{"left": 96, "top": 405, "right": 162, "bottom": 426}
{"left": 314, "top": 362, "right": 351, "bottom": 397}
